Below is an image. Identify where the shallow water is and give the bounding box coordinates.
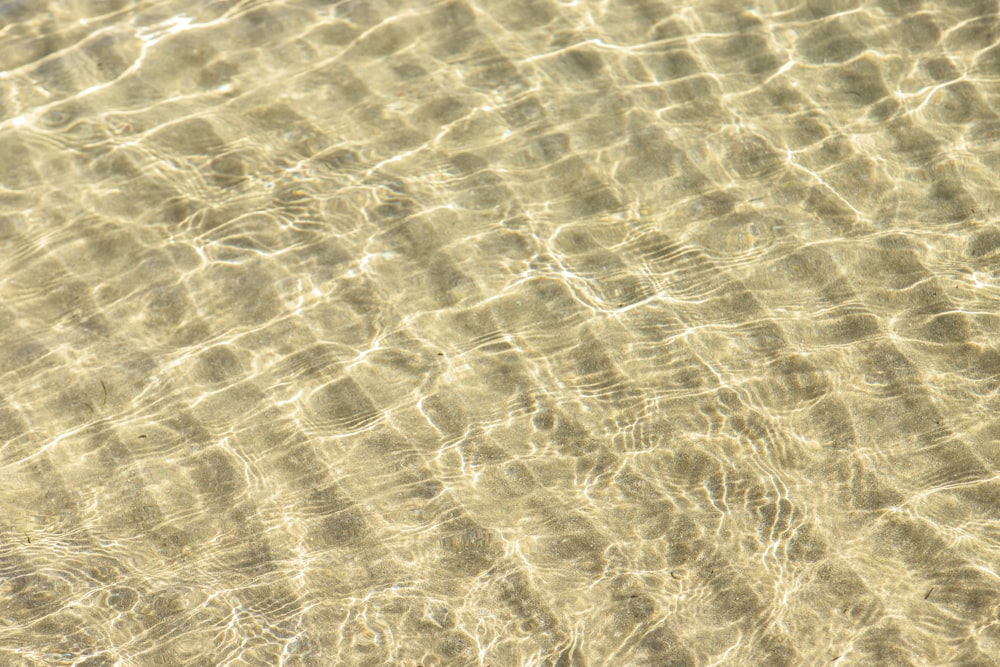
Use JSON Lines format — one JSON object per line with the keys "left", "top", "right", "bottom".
{"left": 0, "top": 0, "right": 998, "bottom": 665}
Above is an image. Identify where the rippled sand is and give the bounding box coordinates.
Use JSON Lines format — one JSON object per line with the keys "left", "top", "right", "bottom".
{"left": 1, "top": 0, "right": 999, "bottom": 665}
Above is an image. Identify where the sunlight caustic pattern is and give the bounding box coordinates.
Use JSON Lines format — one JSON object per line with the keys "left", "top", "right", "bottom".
{"left": 0, "top": 0, "right": 998, "bottom": 665}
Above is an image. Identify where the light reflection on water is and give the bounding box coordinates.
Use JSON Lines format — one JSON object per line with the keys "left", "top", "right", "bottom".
{"left": 0, "top": 0, "right": 998, "bottom": 665}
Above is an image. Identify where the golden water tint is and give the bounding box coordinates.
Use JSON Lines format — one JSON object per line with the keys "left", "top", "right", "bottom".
{"left": 0, "top": 0, "right": 998, "bottom": 665}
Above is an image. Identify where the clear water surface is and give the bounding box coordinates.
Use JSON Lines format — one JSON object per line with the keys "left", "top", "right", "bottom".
{"left": 0, "top": 0, "right": 998, "bottom": 665}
